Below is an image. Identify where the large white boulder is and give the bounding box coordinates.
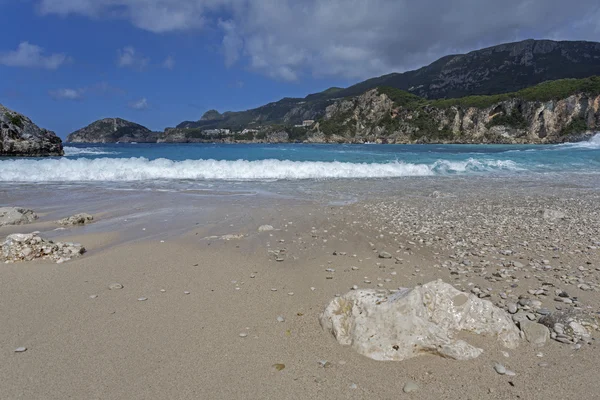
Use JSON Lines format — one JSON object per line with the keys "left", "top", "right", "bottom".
{"left": 0, "top": 207, "right": 38, "bottom": 227}
{"left": 319, "top": 280, "right": 520, "bottom": 361}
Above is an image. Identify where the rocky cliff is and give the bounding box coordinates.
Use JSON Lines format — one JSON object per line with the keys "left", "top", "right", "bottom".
{"left": 312, "top": 85, "right": 600, "bottom": 144}
{"left": 66, "top": 118, "right": 159, "bottom": 143}
{"left": 0, "top": 104, "right": 63, "bottom": 156}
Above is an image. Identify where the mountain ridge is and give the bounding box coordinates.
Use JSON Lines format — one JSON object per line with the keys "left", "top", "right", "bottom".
{"left": 174, "top": 39, "right": 600, "bottom": 132}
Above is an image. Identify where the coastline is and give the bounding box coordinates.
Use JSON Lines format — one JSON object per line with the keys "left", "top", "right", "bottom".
{"left": 1, "top": 177, "right": 600, "bottom": 399}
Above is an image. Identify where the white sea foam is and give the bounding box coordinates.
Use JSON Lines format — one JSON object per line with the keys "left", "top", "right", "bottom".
{"left": 556, "top": 133, "right": 600, "bottom": 149}
{"left": 0, "top": 157, "right": 521, "bottom": 182}
{"left": 64, "top": 146, "right": 120, "bottom": 156}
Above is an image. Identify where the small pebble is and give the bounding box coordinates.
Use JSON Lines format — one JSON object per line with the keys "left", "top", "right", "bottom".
{"left": 89, "top": 295, "right": 98, "bottom": 299}
{"left": 14, "top": 347, "right": 27, "bottom": 353}
{"left": 493, "top": 363, "right": 506, "bottom": 375}
{"left": 108, "top": 283, "right": 124, "bottom": 290}
{"left": 138, "top": 297, "right": 148, "bottom": 301}
{"left": 239, "top": 333, "right": 248, "bottom": 338}
{"left": 184, "top": 291, "right": 190, "bottom": 295}
{"left": 403, "top": 381, "right": 419, "bottom": 393}
{"left": 277, "top": 316, "right": 285, "bottom": 322}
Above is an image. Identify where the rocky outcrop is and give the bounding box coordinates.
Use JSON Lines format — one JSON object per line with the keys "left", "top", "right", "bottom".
{"left": 313, "top": 88, "right": 600, "bottom": 144}
{"left": 2, "top": 233, "right": 85, "bottom": 264}
{"left": 1, "top": 104, "right": 64, "bottom": 156}
{"left": 319, "top": 280, "right": 520, "bottom": 362}
{"left": 0, "top": 207, "right": 38, "bottom": 227}
{"left": 66, "top": 118, "right": 159, "bottom": 143}
{"left": 57, "top": 213, "right": 94, "bottom": 226}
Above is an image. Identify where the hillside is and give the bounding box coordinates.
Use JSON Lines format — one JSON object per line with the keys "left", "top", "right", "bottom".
{"left": 66, "top": 118, "right": 159, "bottom": 143}
{"left": 175, "top": 39, "right": 600, "bottom": 131}
{"left": 1, "top": 104, "right": 64, "bottom": 156}
{"left": 313, "top": 77, "right": 600, "bottom": 144}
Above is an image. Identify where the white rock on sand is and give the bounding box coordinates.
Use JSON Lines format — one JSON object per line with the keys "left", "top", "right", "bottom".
{"left": 0, "top": 207, "right": 38, "bottom": 227}
{"left": 2, "top": 233, "right": 85, "bottom": 263}
{"left": 258, "top": 225, "right": 274, "bottom": 232}
{"left": 319, "top": 279, "right": 520, "bottom": 361}
{"left": 57, "top": 213, "right": 94, "bottom": 226}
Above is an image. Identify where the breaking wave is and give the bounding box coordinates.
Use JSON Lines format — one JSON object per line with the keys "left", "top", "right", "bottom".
{"left": 0, "top": 157, "right": 522, "bottom": 182}
{"left": 64, "top": 146, "right": 120, "bottom": 156}
{"left": 556, "top": 133, "right": 600, "bottom": 150}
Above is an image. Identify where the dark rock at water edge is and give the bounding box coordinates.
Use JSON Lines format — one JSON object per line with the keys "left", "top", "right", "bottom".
{"left": 0, "top": 104, "right": 63, "bottom": 157}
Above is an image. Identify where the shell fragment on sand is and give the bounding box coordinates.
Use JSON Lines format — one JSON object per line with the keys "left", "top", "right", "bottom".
{"left": 319, "top": 279, "right": 520, "bottom": 361}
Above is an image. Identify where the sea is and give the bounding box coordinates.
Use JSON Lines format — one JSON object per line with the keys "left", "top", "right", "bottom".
{"left": 1, "top": 133, "right": 599, "bottom": 182}
{"left": 2, "top": 134, "right": 600, "bottom": 241}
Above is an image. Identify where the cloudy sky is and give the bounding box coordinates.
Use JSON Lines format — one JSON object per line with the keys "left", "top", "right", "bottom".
{"left": 1, "top": 0, "right": 599, "bottom": 136}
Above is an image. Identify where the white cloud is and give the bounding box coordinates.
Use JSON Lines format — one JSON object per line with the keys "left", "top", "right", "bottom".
{"left": 129, "top": 97, "right": 149, "bottom": 110}
{"left": 0, "top": 41, "right": 69, "bottom": 70}
{"left": 48, "top": 82, "right": 125, "bottom": 101}
{"left": 49, "top": 88, "right": 84, "bottom": 100}
{"left": 35, "top": 0, "right": 600, "bottom": 80}
{"left": 117, "top": 46, "right": 149, "bottom": 69}
{"left": 162, "top": 55, "right": 175, "bottom": 70}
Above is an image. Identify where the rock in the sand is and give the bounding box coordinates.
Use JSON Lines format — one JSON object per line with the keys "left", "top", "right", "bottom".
{"left": 0, "top": 207, "right": 38, "bottom": 227}
{"left": 519, "top": 321, "right": 550, "bottom": 347}
{"left": 378, "top": 251, "right": 392, "bottom": 259}
{"left": 2, "top": 233, "right": 85, "bottom": 263}
{"left": 258, "top": 225, "right": 274, "bottom": 232}
{"left": 403, "top": 381, "right": 419, "bottom": 393}
{"left": 539, "top": 209, "right": 566, "bottom": 222}
{"left": 108, "top": 283, "right": 124, "bottom": 290}
{"left": 57, "top": 213, "right": 94, "bottom": 226}
{"left": 319, "top": 280, "right": 520, "bottom": 362}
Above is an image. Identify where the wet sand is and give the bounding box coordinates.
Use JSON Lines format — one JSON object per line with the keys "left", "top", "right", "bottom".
{"left": 1, "top": 179, "right": 600, "bottom": 399}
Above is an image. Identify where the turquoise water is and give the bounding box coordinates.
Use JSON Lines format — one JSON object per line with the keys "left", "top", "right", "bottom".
{"left": 1, "top": 134, "right": 599, "bottom": 182}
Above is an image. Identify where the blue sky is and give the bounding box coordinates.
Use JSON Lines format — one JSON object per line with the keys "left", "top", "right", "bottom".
{"left": 1, "top": 1, "right": 599, "bottom": 138}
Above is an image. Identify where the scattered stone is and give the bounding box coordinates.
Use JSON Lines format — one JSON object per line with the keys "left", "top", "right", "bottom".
{"left": 494, "top": 363, "right": 507, "bottom": 375}
{"left": 2, "top": 233, "right": 85, "bottom": 263}
{"left": 320, "top": 280, "right": 520, "bottom": 361}
{"left": 272, "top": 363, "right": 285, "bottom": 371}
{"left": 137, "top": 297, "right": 148, "bottom": 301}
{"left": 239, "top": 333, "right": 248, "bottom": 338}
{"left": 108, "top": 283, "right": 124, "bottom": 290}
{"left": 14, "top": 347, "right": 27, "bottom": 353}
{"left": 539, "top": 209, "right": 566, "bottom": 222}
{"left": 57, "top": 213, "right": 94, "bottom": 226}
{"left": 378, "top": 251, "right": 392, "bottom": 259}
{"left": 403, "top": 381, "right": 419, "bottom": 393}
{"left": 0, "top": 207, "right": 37, "bottom": 227}
{"left": 184, "top": 291, "right": 190, "bottom": 295}
{"left": 258, "top": 225, "right": 274, "bottom": 232}
{"left": 89, "top": 295, "right": 98, "bottom": 299}
{"left": 277, "top": 316, "right": 285, "bottom": 322}
{"left": 519, "top": 321, "right": 550, "bottom": 347}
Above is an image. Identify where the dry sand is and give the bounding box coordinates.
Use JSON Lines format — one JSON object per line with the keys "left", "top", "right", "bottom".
{"left": 1, "top": 184, "right": 600, "bottom": 399}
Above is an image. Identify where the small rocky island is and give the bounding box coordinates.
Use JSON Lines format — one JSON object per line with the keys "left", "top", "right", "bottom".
{"left": 0, "top": 104, "right": 64, "bottom": 157}
{"left": 66, "top": 118, "right": 159, "bottom": 143}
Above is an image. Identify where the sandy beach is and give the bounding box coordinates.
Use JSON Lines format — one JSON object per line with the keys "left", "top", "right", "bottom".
{"left": 1, "top": 177, "right": 599, "bottom": 400}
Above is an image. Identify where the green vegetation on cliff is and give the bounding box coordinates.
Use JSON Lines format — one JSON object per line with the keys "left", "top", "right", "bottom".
{"left": 430, "top": 76, "right": 600, "bottom": 109}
